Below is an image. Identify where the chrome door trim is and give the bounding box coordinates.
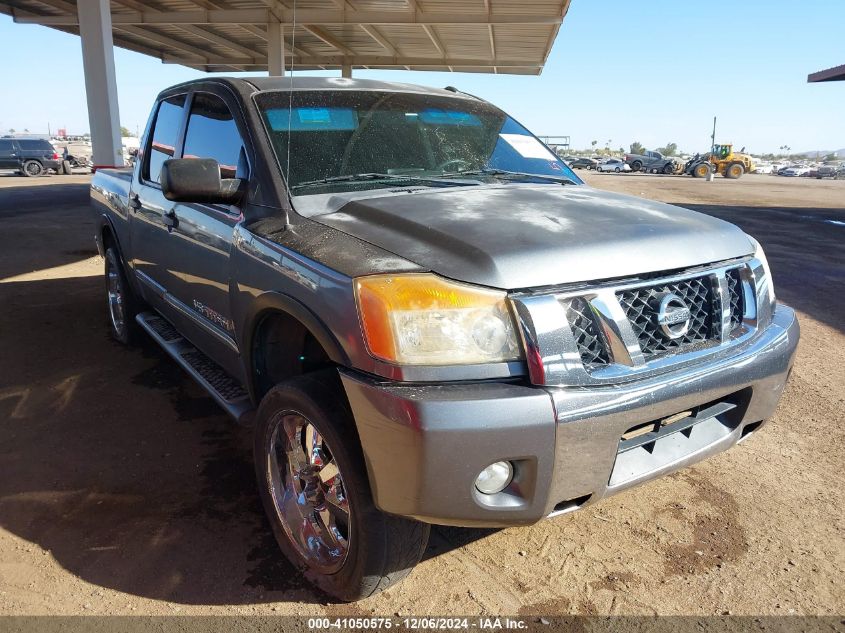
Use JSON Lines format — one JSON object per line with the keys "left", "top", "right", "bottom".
{"left": 135, "top": 269, "right": 239, "bottom": 354}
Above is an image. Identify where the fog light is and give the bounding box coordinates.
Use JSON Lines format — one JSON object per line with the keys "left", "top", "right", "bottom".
{"left": 475, "top": 461, "right": 513, "bottom": 495}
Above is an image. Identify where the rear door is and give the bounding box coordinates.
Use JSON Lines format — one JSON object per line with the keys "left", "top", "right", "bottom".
{"left": 0, "top": 140, "right": 17, "bottom": 169}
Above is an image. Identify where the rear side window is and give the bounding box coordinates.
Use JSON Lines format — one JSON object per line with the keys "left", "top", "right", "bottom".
{"left": 145, "top": 94, "right": 187, "bottom": 184}
{"left": 182, "top": 93, "right": 246, "bottom": 179}
{"left": 17, "top": 139, "right": 53, "bottom": 151}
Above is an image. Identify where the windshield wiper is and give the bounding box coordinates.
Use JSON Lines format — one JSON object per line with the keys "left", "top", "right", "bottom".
{"left": 440, "top": 168, "right": 577, "bottom": 186}
{"left": 291, "top": 172, "right": 461, "bottom": 191}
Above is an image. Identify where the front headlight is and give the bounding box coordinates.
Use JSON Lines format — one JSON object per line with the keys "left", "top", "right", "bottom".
{"left": 750, "top": 237, "right": 776, "bottom": 311}
{"left": 354, "top": 273, "right": 522, "bottom": 365}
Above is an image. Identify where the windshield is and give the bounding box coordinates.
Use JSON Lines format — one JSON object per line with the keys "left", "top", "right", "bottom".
{"left": 254, "top": 90, "right": 581, "bottom": 195}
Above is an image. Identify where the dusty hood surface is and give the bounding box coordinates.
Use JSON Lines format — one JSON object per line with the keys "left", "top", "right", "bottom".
{"left": 307, "top": 184, "right": 754, "bottom": 289}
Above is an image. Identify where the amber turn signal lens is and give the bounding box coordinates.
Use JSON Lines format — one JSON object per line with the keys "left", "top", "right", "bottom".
{"left": 354, "top": 274, "right": 522, "bottom": 366}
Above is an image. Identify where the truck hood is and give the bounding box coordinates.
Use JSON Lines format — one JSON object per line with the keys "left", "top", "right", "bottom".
{"left": 308, "top": 184, "right": 754, "bottom": 290}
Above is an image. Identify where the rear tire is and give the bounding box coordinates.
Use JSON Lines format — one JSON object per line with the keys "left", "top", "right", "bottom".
{"left": 615, "top": 166, "right": 621, "bottom": 173}
{"left": 104, "top": 246, "right": 139, "bottom": 345}
{"left": 22, "top": 160, "right": 44, "bottom": 177}
{"left": 725, "top": 162, "right": 744, "bottom": 179}
{"left": 662, "top": 163, "right": 674, "bottom": 175}
{"left": 254, "top": 372, "right": 430, "bottom": 601}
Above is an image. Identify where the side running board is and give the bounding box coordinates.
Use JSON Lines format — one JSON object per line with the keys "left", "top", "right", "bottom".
{"left": 136, "top": 311, "right": 254, "bottom": 425}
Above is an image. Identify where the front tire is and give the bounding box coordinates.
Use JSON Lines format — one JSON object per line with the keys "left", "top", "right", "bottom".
{"left": 693, "top": 162, "right": 712, "bottom": 178}
{"left": 662, "top": 163, "right": 675, "bottom": 174}
{"left": 254, "top": 372, "right": 430, "bottom": 601}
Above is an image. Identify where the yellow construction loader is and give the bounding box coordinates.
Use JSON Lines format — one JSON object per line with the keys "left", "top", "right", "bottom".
{"left": 685, "top": 144, "right": 755, "bottom": 179}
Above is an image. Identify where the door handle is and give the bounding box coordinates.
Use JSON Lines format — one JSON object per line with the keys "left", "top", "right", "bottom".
{"left": 128, "top": 194, "right": 141, "bottom": 211}
{"left": 163, "top": 209, "right": 178, "bottom": 230}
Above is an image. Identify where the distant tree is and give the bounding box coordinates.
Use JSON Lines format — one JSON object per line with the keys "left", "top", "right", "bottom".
{"left": 120, "top": 126, "right": 131, "bottom": 137}
{"left": 629, "top": 141, "right": 646, "bottom": 155}
{"left": 619, "top": 146, "right": 625, "bottom": 154}
{"left": 823, "top": 153, "right": 836, "bottom": 161}
{"left": 23, "top": 128, "right": 29, "bottom": 133}
{"left": 7, "top": 128, "right": 14, "bottom": 133}
{"left": 657, "top": 142, "right": 678, "bottom": 156}
{"left": 591, "top": 140, "right": 598, "bottom": 151}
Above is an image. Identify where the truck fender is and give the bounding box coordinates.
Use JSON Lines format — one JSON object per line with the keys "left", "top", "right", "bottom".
{"left": 97, "top": 213, "right": 122, "bottom": 259}
{"left": 239, "top": 291, "right": 351, "bottom": 400}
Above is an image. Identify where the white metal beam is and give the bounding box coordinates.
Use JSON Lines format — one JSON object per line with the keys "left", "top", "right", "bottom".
{"left": 14, "top": 9, "right": 563, "bottom": 26}
{"left": 178, "top": 23, "right": 262, "bottom": 58}
{"left": 266, "top": 21, "right": 285, "bottom": 76}
{"left": 77, "top": 0, "right": 123, "bottom": 167}
{"left": 302, "top": 24, "right": 354, "bottom": 56}
{"left": 421, "top": 24, "right": 445, "bottom": 56}
{"left": 360, "top": 24, "right": 397, "bottom": 56}
{"left": 162, "top": 54, "right": 541, "bottom": 68}
{"left": 116, "top": 25, "right": 216, "bottom": 60}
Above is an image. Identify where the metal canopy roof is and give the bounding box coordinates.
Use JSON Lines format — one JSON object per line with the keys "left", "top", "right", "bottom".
{"left": 1, "top": 0, "right": 572, "bottom": 75}
{"left": 808, "top": 64, "right": 845, "bottom": 83}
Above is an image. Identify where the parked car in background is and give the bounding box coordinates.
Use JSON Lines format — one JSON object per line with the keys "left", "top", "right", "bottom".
{"left": 624, "top": 150, "right": 677, "bottom": 174}
{"left": 0, "top": 137, "right": 62, "bottom": 176}
{"left": 570, "top": 157, "right": 598, "bottom": 170}
{"left": 753, "top": 162, "right": 774, "bottom": 174}
{"left": 780, "top": 165, "right": 811, "bottom": 177}
{"left": 816, "top": 163, "right": 841, "bottom": 179}
{"left": 597, "top": 158, "right": 631, "bottom": 173}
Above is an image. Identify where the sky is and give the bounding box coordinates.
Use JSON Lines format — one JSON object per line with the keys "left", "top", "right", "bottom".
{"left": 0, "top": 0, "right": 843, "bottom": 155}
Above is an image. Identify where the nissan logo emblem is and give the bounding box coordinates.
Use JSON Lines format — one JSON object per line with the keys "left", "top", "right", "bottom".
{"left": 655, "top": 293, "right": 692, "bottom": 339}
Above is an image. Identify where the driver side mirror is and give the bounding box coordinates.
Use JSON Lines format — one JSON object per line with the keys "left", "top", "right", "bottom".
{"left": 160, "top": 158, "right": 244, "bottom": 204}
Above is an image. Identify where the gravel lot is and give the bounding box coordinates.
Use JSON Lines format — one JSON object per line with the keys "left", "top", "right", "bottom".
{"left": 0, "top": 172, "right": 842, "bottom": 617}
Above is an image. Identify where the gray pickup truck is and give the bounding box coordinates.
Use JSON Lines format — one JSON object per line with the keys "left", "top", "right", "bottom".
{"left": 91, "top": 77, "right": 799, "bottom": 601}
{"left": 624, "top": 149, "right": 677, "bottom": 174}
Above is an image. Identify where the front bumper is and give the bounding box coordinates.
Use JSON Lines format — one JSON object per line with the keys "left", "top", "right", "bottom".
{"left": 340, "top": 305, "right": 799, "bottom": 527}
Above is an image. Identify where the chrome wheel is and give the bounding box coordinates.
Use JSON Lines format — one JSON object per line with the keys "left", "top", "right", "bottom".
{"left": 106, "top": 254, "right": 126, "bottom": 337}
{"left": 267, "top": 412, "right": 350, "bottom": 573}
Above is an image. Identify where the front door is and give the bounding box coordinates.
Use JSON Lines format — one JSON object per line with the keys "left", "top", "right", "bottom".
{"left": 130, "top": 94, "right": 186, "bottom": 309}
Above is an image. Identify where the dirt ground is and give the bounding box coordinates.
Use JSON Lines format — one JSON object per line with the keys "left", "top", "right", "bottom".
{"left": 0, "top": 171, "right": 842, "bottom": 617}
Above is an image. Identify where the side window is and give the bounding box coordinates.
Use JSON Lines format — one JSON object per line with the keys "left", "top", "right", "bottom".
{"left": 182, "top": 93, "right": 246, "bottom": 180}
{"left": 0, "top": 140, "right": 13, "bottom": 152}
{"left": 144, "top": 94, "right": 187, "bottom": 184}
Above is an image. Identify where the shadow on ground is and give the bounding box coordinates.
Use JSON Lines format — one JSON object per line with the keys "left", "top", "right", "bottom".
{"left": 682, "top": 204, "right": 845, "bottom": 334}
{"left": 0, "top": 273, "right": 495, "bottom": 605}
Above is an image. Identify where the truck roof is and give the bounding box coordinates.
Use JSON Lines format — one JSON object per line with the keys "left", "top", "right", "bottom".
{"left": 159, "top": 76, "right": 479, "bottom": 100}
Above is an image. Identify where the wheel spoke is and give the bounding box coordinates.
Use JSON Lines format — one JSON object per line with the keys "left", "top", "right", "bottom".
{"left": 315, "top": 506, "right": 346, "bottom": 550}
{"left": 282, "top": 415, "right": 308, "bottom": 472}
{"left": 305, "top": 424, "right": 325, "bottom": 467}
{"left": 324, "top": 476, "right": 349, "bottom": 518}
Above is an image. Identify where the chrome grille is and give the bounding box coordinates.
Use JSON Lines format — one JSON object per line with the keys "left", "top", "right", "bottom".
{"left": 726, "top": 268, "right": 744, "bottom": 332}
{"left": 510, "top": 259, "right": 762, "bottom": 388}
{"left": 617, "top": 276, "right": 716, "bottom": 359}
{"left": 563, "top": 297, "right": 609, "bottom": 369}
